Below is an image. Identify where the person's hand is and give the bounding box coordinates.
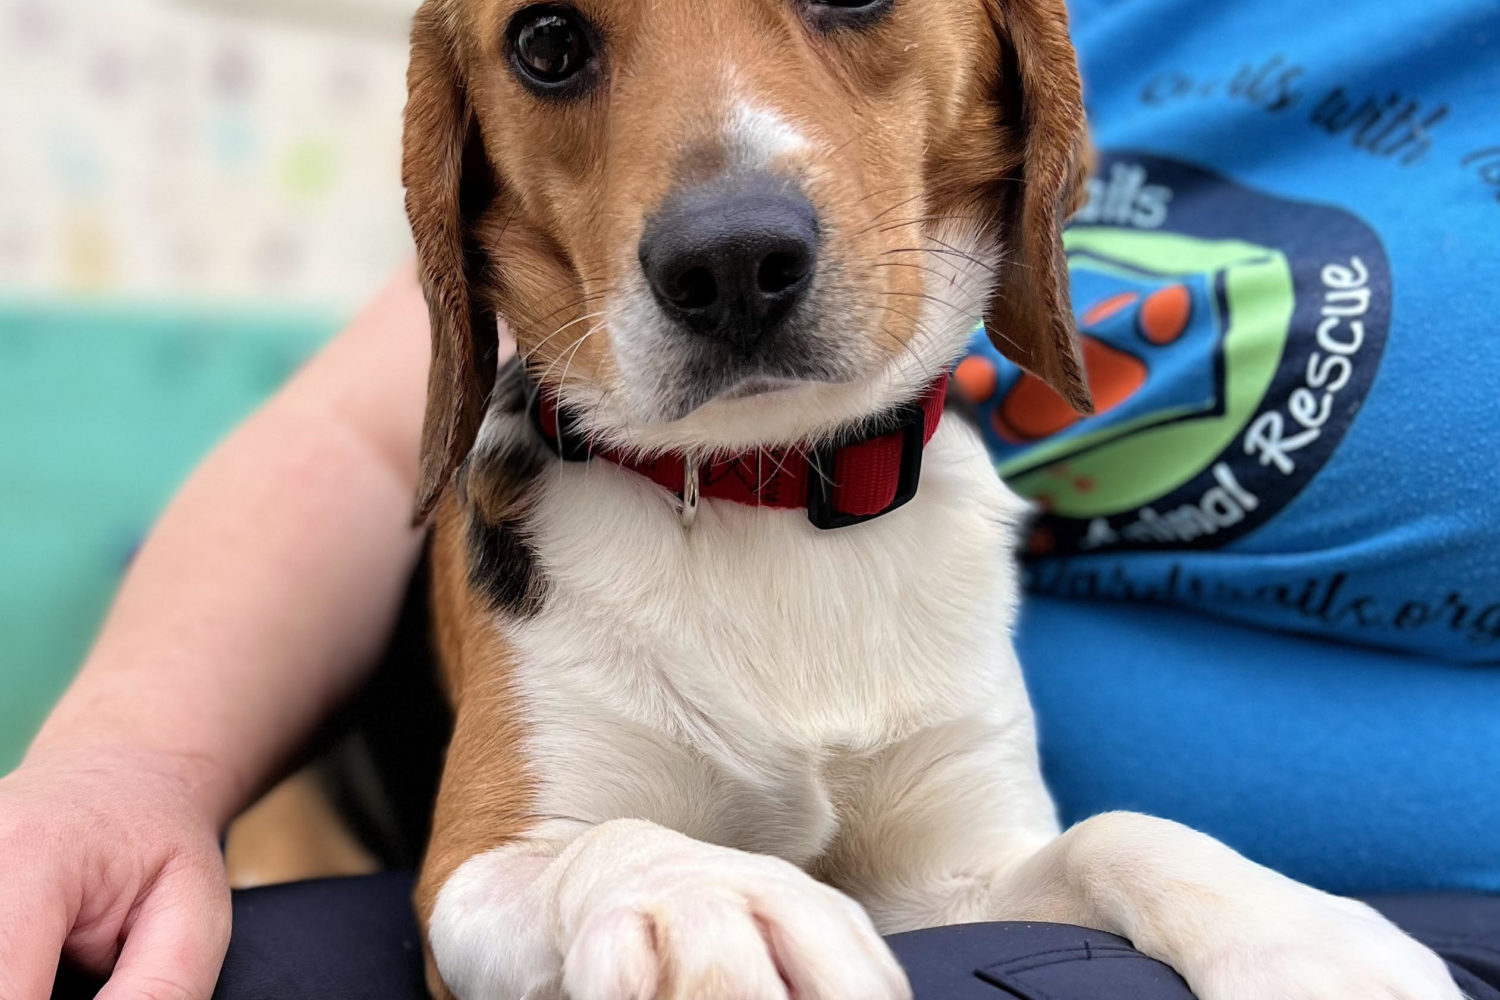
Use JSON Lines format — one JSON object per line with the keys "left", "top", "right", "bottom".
{"left": 0, "top": 747, "right": 231, "bottom": 1000}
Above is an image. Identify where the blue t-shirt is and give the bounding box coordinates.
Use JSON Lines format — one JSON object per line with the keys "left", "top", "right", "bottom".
{"left": 963, "top": 0, "right": 1500, "bottom": 662}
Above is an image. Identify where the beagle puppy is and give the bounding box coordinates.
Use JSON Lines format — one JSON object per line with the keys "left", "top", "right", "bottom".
{"left": 402, "top": 1, "right": 1462, "bottom": 999}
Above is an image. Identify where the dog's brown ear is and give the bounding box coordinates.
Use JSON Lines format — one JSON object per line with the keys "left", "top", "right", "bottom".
{"left": 983, "top": 0, "right": 1093, "bottom": 415}
{"left": 406, "top": 1, "right": 499, "bottom": 522}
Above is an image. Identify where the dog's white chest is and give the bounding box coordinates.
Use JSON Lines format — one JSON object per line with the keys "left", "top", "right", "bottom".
{"left": 502, "top": 421, "right": 1029, "bottom": 859}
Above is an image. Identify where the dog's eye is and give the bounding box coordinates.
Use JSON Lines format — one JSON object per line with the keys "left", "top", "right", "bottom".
{"left": 508, "top": 5, "right": 595, "bottom": 92}
{"left": 806, "top": 0, "right": 895, "bottom": 29}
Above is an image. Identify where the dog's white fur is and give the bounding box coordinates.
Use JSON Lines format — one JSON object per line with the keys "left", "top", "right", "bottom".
{"left": 428, "top": 230, "right": 1461, "bottom": 1000}
{"left": 726, "top": 100, "right": 811, "bottom": 170}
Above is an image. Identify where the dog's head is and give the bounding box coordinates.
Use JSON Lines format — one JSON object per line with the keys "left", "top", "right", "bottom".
{"left": 406, "top": 0, "right": 1092, "bottom": 518}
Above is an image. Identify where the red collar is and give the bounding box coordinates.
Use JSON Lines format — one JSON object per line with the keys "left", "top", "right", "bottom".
{"left": 532, "top": 375, "right": 950, "bottom": 530}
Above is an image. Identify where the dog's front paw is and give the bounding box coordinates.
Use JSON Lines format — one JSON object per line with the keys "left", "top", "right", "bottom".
{"left": 561, "top": 846, "right": 910, "bottom": 1000}
{"left": 1185, "top": 891, "right": 1461, "bottom": 1000}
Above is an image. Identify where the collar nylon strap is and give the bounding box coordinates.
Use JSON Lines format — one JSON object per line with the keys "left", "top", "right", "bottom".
{"left": 531, "top": 375, "right": 951, "bottom": 530}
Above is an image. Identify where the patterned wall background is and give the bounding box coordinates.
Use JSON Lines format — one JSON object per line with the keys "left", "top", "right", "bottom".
{"left": 0, "top": 0, "right": 416, "bottom": 310}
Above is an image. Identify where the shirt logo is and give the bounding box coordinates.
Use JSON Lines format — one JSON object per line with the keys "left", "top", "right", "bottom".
{"left": 959, "top": 152, "right": 1391, "bottom": 554}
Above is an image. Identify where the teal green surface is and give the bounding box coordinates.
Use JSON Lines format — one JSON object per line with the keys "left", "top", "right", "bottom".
{"left": 0, "top": 300, "right": 338, "bottom": 772}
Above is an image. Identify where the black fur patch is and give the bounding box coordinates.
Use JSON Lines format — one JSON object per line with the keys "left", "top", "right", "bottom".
{"left": 467, "top": 512, "right": 546, "bottom": 617}
{"left": 490, "top": 356, "right": 531, "bottom": 415}
{"left": 463, "top": 358, "right": 550, "bottom": 617}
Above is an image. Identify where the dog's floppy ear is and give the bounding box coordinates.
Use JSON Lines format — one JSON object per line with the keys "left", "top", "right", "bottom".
{"left": 406, "top": 1, "right": 500, "bottom": 522}
{"left": 982, "top": 0, "right": 1093, "bottom": 415}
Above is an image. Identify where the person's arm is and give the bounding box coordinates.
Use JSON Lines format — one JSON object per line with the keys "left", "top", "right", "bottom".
{"left": 0, "top": 267, "right": 467, "bottom": 1000}
{"left": 30, "top": 267, "right": 432, "bottom": 826}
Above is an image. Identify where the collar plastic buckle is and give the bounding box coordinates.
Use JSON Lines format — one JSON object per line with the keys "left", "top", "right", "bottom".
{"left": 805, "top": 401, "right": 927, "bottom": 531}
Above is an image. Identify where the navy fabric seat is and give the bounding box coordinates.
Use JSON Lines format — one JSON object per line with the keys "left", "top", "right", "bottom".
{"left": 59, "top": 875, "right": 1499, "bottom": 1000}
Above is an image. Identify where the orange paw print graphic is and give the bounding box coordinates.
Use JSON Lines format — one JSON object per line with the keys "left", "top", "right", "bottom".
{"left": 957, "top": 283, "right": 1194, "bottom": 444}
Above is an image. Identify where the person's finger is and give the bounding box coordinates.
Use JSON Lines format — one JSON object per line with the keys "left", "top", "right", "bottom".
{"left": 0, "top": 864, "right": 71, "bottom": 1000}
{"left": 93, "top": 860, "right": 230, "bottom": 1000}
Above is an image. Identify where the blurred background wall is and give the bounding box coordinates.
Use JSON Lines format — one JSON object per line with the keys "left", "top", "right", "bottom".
{"left": 0, "top": 0, "right": 421, "bottom": 769}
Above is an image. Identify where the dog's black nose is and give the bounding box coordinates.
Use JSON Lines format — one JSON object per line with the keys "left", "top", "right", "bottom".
{"left": 640, "top": 177, "right": 819, "bottom": 349}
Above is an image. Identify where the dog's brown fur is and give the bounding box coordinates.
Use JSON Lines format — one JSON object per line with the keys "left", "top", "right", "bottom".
{"left": 416, "top": 491, "right": 538, "bottom": 999}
